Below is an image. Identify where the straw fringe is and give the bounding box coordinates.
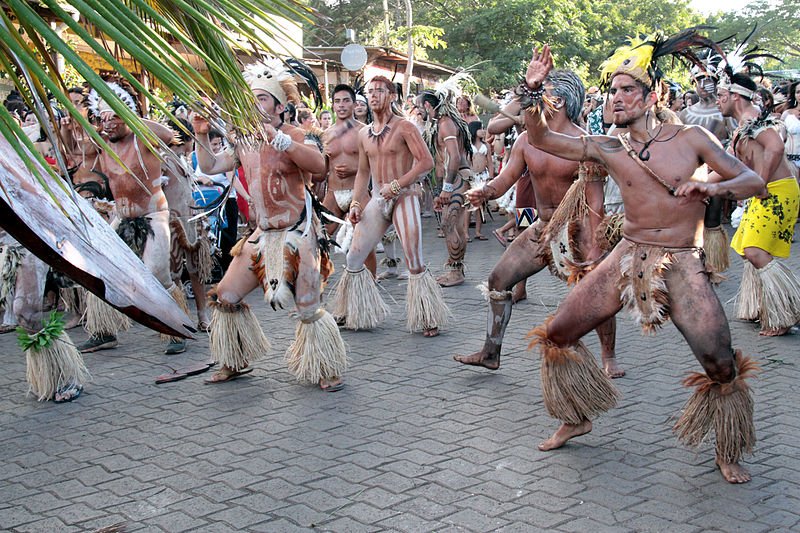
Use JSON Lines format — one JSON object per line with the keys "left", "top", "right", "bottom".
{"left": 619, "top": 244, "right": 672, "bottom": 334}
{"left": 734, "top": 261, "right": 761, "bottom": 321}
{"left": 757, "top": 260, "right": 800, "bottom": 330}
{"left": 329, "top": 268, "right": 388, "bottom": 330}
{"left": 26, "top": 331, "right": 90, "bottom": 401}
{"left": 285, "top": 310, "right": 347, "bottom": 383}
{"left": 674, "top": 352, "right": 758, "bottom": 463}
{"left": 703, "top": 226, "right": 730, "bottom": 276}
{"left": 208, "top": 293, "right": 270, "bottom": 370}
{"left": 528, "top": 318, "right": 620, "bottom": 424}
{"left": 60, "top": 286, "right": 86, "bottom": 316}
{"left": 162, "top": 284, "right": 190, "bottom": 343}
{"left": 83, "top": 292, "right": 130, "bottom": 336}
{"left": 406, "top": 269, "right": 451, "bottom": 332}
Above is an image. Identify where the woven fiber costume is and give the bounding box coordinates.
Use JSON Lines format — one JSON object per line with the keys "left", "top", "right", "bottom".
{"left": 528, "top": 30, "right": 756, "bottom": 466}
{"left": 421, "top": 73, "right": 475, "bottom": 284}
{"left": 207, "top": 59, "right": 346, "bottom": 386}
{"left": 330, "top": 183, "right": 450, "bottom": 333}
{"left": 12, "top": 247, "right": 90, "bottom": 401}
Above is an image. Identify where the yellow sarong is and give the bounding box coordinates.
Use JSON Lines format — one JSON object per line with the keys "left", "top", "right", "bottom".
{"left": 731, "top": 177, "right": 800, "bottom": 258}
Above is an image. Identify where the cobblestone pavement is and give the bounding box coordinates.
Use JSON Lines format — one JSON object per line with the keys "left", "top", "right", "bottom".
{"left": 2, "top": 218, "right": 799, "bottom": 533}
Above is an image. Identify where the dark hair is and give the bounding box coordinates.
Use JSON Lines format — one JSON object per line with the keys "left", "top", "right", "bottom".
{"left": 468, "top": 120, "right": 482, "bottom": 143}
{"left": 788, "top": 81, "right": 799, "bottom": 109}
{"left": 730, "top": 73, "right": 758, "bottom": 101}
{"left": 417, "top": 91, "right": 440, "bottom": 109}
{"left": 332, "top": 84, "right": 356, "bottom": 102}
{"left": 297, "top": 108, "right": 314, "bottom": 123}
{"left": 170, "top": 116, "right": 194, "bottom": 145}
{"left": 284, "top": 102, "right": 297, "bottom": 123}
{"left": 208, "top": 129, "right": 225, "bottom": 142}
{"left": 368, "top": 76, "right": 397, "bottom": 95}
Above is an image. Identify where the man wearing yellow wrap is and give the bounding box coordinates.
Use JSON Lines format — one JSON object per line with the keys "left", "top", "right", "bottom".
{"left": 522, "top": 32, "right": 765, "bottom": 484}
{"left": 719, "top": 71, "right": 800, "bottom": 336}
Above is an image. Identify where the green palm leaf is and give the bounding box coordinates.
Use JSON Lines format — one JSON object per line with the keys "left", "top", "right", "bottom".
{"left": 1, "top": 0, "right": 313, "bottom": 220}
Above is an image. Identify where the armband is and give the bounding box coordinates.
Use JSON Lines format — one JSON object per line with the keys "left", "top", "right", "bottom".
{"left": 271, "top": 131, "right": 292, "bottom": 152}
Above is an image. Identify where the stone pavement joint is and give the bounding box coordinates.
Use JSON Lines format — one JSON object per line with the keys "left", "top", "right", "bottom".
{"left": 1, "top": 220, "right": 799, "bottom": 531}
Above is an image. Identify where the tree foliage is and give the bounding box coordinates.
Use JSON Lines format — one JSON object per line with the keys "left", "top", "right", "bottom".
{"left": 707, "top": 0, "right": 800, "bottom": 70}
{"left": 305, "top": 0, "right": 797, "bottom": 91}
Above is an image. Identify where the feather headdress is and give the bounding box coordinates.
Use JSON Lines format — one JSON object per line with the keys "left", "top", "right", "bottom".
{"left": 600, "top": 27, "right": 726, "bottom": 91}
{"left": 285, "top": 58, "right": 323, "bottom": 111}
{"left": 87, "top": 81, "right": 139, "bottom": 118}
{"left": 423, "top": 70, "right": 475, "bottom": 158}
{"left": 717, "top": 25, "right": 782, "bottom": 98}
{"left": 242, "top": 57, "right": 300, "bottom": 106}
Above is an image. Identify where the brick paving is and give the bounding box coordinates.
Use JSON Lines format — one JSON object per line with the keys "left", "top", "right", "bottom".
{"left": 1, "top": 218, "right": 799, "bottom": 532}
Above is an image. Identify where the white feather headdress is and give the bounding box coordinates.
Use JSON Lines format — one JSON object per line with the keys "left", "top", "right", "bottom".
{"left": 87, "top": 81, "right": 138, "bottom": 117}
{"left": 242, "top": 57, "right": 300, "bottom": 106}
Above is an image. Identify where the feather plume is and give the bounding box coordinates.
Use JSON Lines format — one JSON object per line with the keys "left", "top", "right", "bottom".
{"left": 600, "top": 27, "right": 726, "bottom": 90}
{"left": 719, "top": 25, "right": 782, "bottom": 81}
{"left": 285, "top": 58, "right": 323, "bottom": 110}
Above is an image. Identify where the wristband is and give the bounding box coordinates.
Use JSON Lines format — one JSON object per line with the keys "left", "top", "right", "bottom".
{"left": 390, "top": 179, "right": 402, "bottom": 196}
{"left": 271, "top": 131, "right": 292, "bottom": 152}
{"left": 515, "top": 82, "right": 545, "bottom": 111}
{"left": 351, "top": 200, "right": 362, "bottom": 211}
{"left": 442, "top": 182, "right": 455, "bottom": 193}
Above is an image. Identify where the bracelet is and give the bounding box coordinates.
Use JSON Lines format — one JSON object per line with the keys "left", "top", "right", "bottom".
{"left": 514, "top": 82, "right": 545, "bottom": 111}
{"left": 442, "top": 182, "right": 455, "bottom": 193}
{"left": 271, "top": 131, "right": 292, "bottom": 152}
{"left": 390, "top": 179, "right": 402, "bottom": 196}
{"left": 350, "top": 200, "right": 362, "bottom": 210}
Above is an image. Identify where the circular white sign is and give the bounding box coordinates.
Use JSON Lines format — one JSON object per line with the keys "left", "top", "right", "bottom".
{"left": 341, "top": 44, "right": 368, "bottom": 71}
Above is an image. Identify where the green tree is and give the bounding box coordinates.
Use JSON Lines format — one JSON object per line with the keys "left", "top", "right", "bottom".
{"left": 707, "top": 0, "right": 800, "bottom": 70}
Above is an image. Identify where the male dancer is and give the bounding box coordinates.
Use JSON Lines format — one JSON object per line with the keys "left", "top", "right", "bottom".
{"left": 330, "top": 76, "right": 449, "bottom": 336}
{"left": 679, "top": 56, "right": 733, "bottom": 277}
{"left": 453, "top": 69, "right": 622, "bottom": 378}
{"left": 193, "top": 58, "right": 346, "bottom": 390}
{"left": 720, "top": 72, "right": 800, "bottom": 335}
{"left": 162, "top": 119, "right": 212, "bottom": 331}
{"left": 321, "top": 84, "right": 376, "bottom": 275}
{"left": 416, "top": 88, "right": 473, "bottom": 287}
{"left": 523, "top": 38, "right": 764, "bottom": 483}
{"left": 79, "top": 79, "right": 187, "bottom": 355}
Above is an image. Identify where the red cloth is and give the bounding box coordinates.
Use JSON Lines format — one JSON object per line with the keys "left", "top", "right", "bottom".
{"left": 234, "top": 167, "right": 250, "bottom": 222}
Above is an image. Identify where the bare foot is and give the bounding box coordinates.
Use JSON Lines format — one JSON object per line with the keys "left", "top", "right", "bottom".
{"left": 320, "top": 377, "right": 344, "bottom": 392}
{"left": 423, "top": 327, "right": 439, "bottom": 337}
{"left": 453, "top": 351, "right": 500, "bottom": 370}
{"left": 717, "top": 460, "right": 751, "bottom": 483}
{"left": 759, "top": 327, "right": 790, "bottom": 337}
{"left": 603, "top": 357, "right": 626, "bottom": 378}
{"left": 538, "top": 419, "right": 592, "bottom": 451}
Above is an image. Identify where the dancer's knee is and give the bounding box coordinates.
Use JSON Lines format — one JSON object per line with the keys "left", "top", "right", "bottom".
{"left": 702, "top": 349, "right": 737, "bottom": 384}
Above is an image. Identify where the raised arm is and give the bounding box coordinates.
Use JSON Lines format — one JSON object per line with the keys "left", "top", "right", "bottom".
{"left": 191, "top": 114, "right": 236, "bottom": 175}
{"left": 144, "top": 118, "right": 179, "bottom": 145}
{"left": 278, "top": 126, "right": 326, "bottom": 176}
{"left": 675, "top": 126, "right": 766, "bottom": 202}
{"left": 523, "top": 45, "right": 598, "bottom": 162}
{"left": 487, "top": 99, "right": 523, "bottom": 135}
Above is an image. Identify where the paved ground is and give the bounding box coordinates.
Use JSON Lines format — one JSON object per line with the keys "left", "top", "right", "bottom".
{"left": 2, "top": 218, "right": 799, "bottom": 533}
